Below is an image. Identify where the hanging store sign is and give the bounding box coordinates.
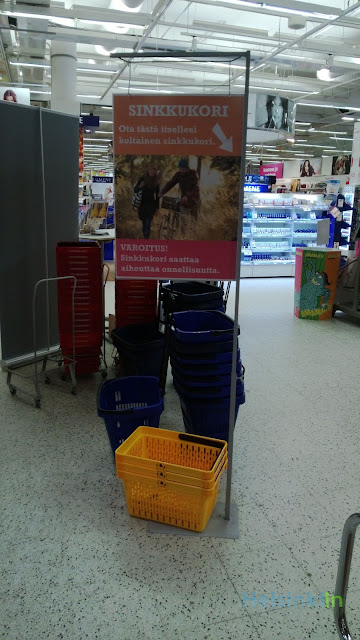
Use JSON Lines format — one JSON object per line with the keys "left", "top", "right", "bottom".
{"left": 113, "top": 95, "right": 245, "bottom": 279}
{"left": 79, "top": 115, "right": 100, "bottom": 128}
{"left": 259, "top": 162, "right": 283, "bottom": 178}
{"left": 244, "top": 183, "right": 270, "bottom": 192}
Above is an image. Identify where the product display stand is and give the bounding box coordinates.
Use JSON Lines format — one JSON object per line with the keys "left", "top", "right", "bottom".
{"left": 109, "top": 49, "right": 251, "bottom": 538}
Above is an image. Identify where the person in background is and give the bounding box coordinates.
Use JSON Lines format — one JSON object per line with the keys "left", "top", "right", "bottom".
{"left": 3, "top": 89, "right": 17, "bottom": 102}
{"left": 300, "top": 159, "right": 315, "bottom": 177}
{"left": 134, "top": 165, "right": 159, "bottom": 239}
{"left": 261, "top": 96, "right": 288, "bottom": 130}
{"left": 160, "top": 158, "right": 200, "bottom": 235}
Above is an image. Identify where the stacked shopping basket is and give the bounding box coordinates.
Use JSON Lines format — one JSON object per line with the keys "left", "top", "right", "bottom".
{"left": 56, "top": 241, "right": 103, "bottom": 375}
{"left": 170, "top": 310, "right": 245, "bottom": 441}
{"left": 97, "top": 376, "right": 163, "bottom": 454}
{"left": 115, "top": 279, "right": 158, "bottom": 328}
{"left": 160, "top": 281, "right": 225, "bottom": 318}
{"left": 115, "top": 426, "right": 228, "bottom": 532}
{"left": 113, "top": 279, "right": 162, "bottom": 377}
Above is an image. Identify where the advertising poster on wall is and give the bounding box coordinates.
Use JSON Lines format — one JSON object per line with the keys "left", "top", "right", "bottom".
{"left": 254, "top": 94, "right": 295, "bottom": 134}
{"left": 259, "top": 162, "right": 283, "bottom": 178}
{"left": 298, "top": 157, "right": 322, "bottom": 177}
{"left": 113, "top": 95, "right": 244, "bottom": 279}
{"left": 1, "top": 87, "right": 30, "bottom": 105}
{"left": 92, "top": 176, "right": 114, "bottom": 203}
{"left": 332, "top": 154, "right": 351, "bottom": 175}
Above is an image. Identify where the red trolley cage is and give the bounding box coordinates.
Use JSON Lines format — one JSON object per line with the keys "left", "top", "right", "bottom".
{"left": 56, "top": 241, "right": 105, "bottom": 376}
{"left": 115, "top": 279, "right": 158, "bottom": 328}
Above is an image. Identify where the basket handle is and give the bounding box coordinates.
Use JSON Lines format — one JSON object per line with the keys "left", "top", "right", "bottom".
{"left": 211, "top": 328, "right": 235, "bottom": 336}
{"left": 178, "top": 432, "right": 225, "bottom": 449}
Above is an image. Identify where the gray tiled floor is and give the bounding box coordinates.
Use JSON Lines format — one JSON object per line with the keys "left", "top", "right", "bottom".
{"left": 1, "top": 278, "right": 359, "bottom": 639}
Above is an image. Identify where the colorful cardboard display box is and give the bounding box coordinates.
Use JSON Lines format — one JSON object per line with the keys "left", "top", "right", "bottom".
{"left": 294, "top": 248, "right": 341, "bottom": 320}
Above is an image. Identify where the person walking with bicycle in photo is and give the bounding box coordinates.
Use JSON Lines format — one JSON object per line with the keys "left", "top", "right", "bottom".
{"left": 133, "top": 165, "right": 160, "bottom": 239}
{"left": 160, "top": 159, "right": 200, "bottom": 237}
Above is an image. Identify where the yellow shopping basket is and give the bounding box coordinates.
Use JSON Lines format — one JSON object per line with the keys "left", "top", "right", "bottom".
{"left": 115, "top": 427, "right": 227, "bottom": 480}
{"left": 115, "top": 427, "right": 228, "bottom": 532}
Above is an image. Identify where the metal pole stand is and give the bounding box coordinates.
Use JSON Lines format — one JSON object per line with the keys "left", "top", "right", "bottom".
{"left": 334, "top": 512, "right": 360, "bottom": 639}
{"left": 147, "top": 55, "right": 250, "bottom": 539}
{"left": 100, "top": 263, "right": 110, "bottom": 378}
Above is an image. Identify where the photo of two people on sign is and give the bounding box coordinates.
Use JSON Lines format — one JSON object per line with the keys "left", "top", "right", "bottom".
{"left": 114, "top": 154, "right": 241, "bottom": 242}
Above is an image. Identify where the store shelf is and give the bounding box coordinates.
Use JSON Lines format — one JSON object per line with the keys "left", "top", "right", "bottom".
{"left": 241, "top": 195, "right": 331, "bottom": 277}
{"left": 251, "top": 218, "right": 292, "bottom": 223}
{"left": 294, "top": 219, "right": 318, "bottom": 223}
{"left": 253, "top": 248, "right": 292, "bottom": 252}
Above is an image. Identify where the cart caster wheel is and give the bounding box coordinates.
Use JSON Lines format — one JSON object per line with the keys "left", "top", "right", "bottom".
{"left": 60, "top": 373, "right": 66, "bottom": 381}
{"left": 9, "top": 386, "right": 16, "bottom": 395}
{"left": 45, "top": 376, "right": 50, "bottom": 385}
{"left": 35, "top": 399, "right": 41, "bottom": 409}
{"left": 71, "top": 387, "right": 77, "bottom": 395}
{"left": 101, "top": 370, "right": 107, "bottom": 379}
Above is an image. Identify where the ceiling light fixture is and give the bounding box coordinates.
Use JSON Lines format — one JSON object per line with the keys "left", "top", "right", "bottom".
{"left": 95, "top": 45, "right": 119, "bottom": 57}
{"left": 342, "top": 116, "right": 355, "bottom": 121}
{"left": 316, "top": 55, "right": 334, "bottom": 82}
{"left": 298, "top": 102, "right": 360, "bottom": 111}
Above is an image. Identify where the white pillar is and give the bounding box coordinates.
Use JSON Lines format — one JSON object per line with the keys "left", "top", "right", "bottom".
{"left": 349, "top": 122, "right": 360, "bottom": 185}
{"left": 51, "top": 42, "right": 79, "bottom": 116}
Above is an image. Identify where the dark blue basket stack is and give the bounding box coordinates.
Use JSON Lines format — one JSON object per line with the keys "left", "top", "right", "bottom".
{"left": 112, "top": 323, "right": 165, "bottom": 378}
{"left": 97, "top": 376, "right": 164, "bottom": 455}
{"left": 161, "top": 282, "right": 225, "bottom": 317}
{"left": 170, "top": 310, "right": 245, "bottom": 441}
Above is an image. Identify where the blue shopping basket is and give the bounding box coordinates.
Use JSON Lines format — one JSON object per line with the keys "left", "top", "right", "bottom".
{"left": 97, "top": 376, "right": 164, "bottom": 455}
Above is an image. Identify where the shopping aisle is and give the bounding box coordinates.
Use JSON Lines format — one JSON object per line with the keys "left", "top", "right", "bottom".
{"left": 1, "top": 278, "right": 359, "bottom": 640}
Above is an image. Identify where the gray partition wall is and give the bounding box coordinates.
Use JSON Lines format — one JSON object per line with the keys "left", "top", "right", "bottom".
{"left": 0, "top": 102, "right": 79, "bottom": 365}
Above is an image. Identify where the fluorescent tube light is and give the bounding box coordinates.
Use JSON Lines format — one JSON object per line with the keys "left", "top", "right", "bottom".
{"left": 10, "top": 61, "right": 50, "bottom": 69}
{"left": 298, "top": 102, "right": 360, "bottom": 111}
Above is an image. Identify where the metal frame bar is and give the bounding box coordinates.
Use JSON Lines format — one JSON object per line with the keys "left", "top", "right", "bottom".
{"left": 334, "top": 512, "right": 360, "bottom": 640}
{"left": 111, "top": 49, "right": 250, "bottom": 529}
{"left": 100, "top": 0, "right": 174, "bottom": 100}
{"left": 225, "top": 50, "right": 250, "bottom": 521}
{"left": 5, "top": 275, "right": 77, "bottom": 407}
{"left": 111, "top": 51, "right": 248, "bottom": 61}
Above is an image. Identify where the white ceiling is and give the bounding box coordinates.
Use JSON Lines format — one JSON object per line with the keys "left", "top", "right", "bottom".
{"left": 1, "top": 0, "right": 359, "bottom": 169}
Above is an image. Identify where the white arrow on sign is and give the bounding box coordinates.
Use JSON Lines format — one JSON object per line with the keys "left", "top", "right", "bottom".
{"left": 212, "top": 123, "right": 233, "bottom": 152}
